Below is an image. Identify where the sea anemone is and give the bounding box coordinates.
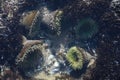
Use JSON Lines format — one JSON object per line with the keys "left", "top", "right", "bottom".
{"left": 66, "top": 46, "right": 83, "bottom": 70}
{"left": 16, "top": 37, "right": 45, "bottom": 77}
{"left": 53, "top": 10, "right": 63, "bottom": 35}
{"left": 20, "top": 10, "right": 42, "bottom": 38}
{"left": 20, "top": 10, "right": 38, "bottom": 28}
{"left": 75, "top": 18, "right": 98, "bottom": 39}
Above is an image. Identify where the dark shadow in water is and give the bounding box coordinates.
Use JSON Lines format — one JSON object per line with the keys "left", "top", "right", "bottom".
{"left": 70, "top": 63, "right": 88, "bottom": 78}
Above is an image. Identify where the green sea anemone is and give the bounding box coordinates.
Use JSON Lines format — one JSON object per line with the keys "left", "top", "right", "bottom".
{"left": 66, "top": 46, "right": 83, "bottom": 70}
{"left": 75, "top": 18, "right": 98, "bottom": 39}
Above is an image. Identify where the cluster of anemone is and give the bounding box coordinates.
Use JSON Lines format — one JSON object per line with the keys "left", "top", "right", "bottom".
{"left": 66, "top": 46, "right": 83, "bottom": 70}
{"left": 75, "top": 18, "right": 98, "bottom": 39}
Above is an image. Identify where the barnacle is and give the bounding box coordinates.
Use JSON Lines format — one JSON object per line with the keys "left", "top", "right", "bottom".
{"left": 110, "top": 0, "right": 120, "bottom": 18}
{"left": 66, "top": 46, "right": 83, "bottom": 70}
{"left": 75, "top": 18, "right": 98, "bottom": 39}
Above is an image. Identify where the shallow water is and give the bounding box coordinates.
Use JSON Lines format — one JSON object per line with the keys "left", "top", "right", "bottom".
{"left": 0, "top": 0, "right": 120, "bottom": 80}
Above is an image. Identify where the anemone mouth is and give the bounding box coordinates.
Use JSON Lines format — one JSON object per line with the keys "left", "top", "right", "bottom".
{"left": 16, "top": 42, "right": 44, "bottom": 77}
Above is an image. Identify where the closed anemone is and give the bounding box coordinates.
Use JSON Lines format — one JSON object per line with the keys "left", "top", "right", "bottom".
{"left": 75, "top": 18, "right": 98, "bottom": 39}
